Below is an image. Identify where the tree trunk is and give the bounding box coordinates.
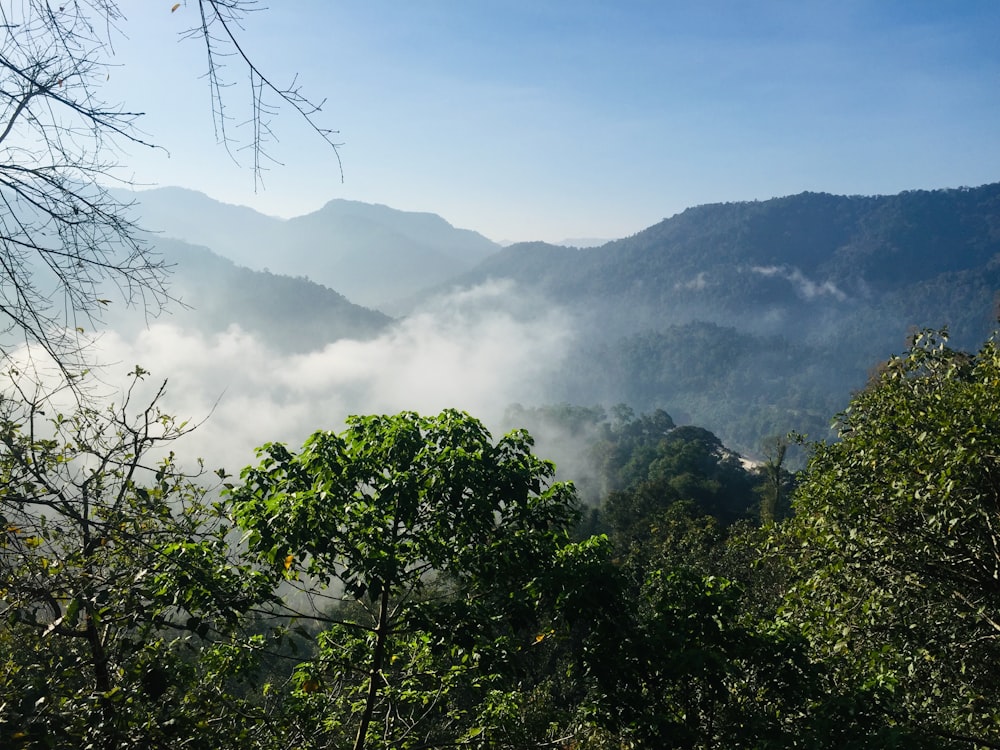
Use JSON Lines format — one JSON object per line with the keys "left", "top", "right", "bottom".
{"left": 353, "top": 581, "right": 391, "bottom": 750}
{"left": 85, "top": 605, "right": 118, "bottom": 749}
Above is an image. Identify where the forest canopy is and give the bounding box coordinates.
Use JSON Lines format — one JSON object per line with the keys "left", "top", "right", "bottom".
{"left": 2, "top": 330, "right": 998, "bottom": 748}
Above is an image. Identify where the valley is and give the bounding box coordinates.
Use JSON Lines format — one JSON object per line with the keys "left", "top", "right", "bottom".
{"left": 114, "top": 182, "right": 1000, "bottom": 463}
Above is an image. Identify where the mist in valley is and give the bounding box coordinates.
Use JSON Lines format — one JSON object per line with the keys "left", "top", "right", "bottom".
{"left": 74, "top": 279, "right": 578, "bottom": 476}
{"left": 61, "top": 184, "right": 1000, "bottom": 488}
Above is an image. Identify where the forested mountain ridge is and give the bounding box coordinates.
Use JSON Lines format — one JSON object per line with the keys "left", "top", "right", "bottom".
{"left": 438, "top": 183, "right": 1000, "bottom": 455}
{"left": 450, "top": 183, "right": 1000, "bottom": 344}
{"left": 112, "top": 183, "right": 1000, "bottom": 458}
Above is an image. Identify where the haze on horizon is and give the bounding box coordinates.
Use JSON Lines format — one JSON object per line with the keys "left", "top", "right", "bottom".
{"left": 108, "top": 1, "right": 999, "bottom": 244}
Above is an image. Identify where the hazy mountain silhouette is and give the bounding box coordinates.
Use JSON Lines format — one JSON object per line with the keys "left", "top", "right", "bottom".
{"left": 447, "top": 184, "right": 1000, "bottom": 346}
{"left": 121, "top": 188, "right": 501, "bottom": 309}
{"left": 556, "top": 237, "right": 614, "bottom": 248}
{"left": 101, "top": 236, "right": 392, "bottom": 353}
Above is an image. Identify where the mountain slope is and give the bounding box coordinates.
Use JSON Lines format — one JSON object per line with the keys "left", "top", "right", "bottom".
{"left": 440, "top": 183, "right": 1000, "bottom": 454}
{"left": 115, "top": 183, "right": 1000, "bottom": 458}
{"left": 118, "top": 187, "right": 286, "bottom": 269}
{"left": 449, "top": 183, "right": 1000, "bottom": 345}
{"left": 275, "top": 199, "right": 500, "bottom": 309}
{"left": 103, "top": 237, "right": 392, "bottom": 352}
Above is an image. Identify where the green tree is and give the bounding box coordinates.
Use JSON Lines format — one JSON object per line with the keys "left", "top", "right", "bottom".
{"left": 229, "top": 409, "right": 579, "bottom": 750}
{"left": 0, "top": 367, "right": 272, "bottom": 748}
{"left": 557, "top": 519, "right": 827, "bottom": 750}
{"left": 753, "top": 435, "right": 795, "bottom": 525}
{"left": 600, "top": 423, "right": 757, "bottom": 543}
{"left": 778, "top": 330, "right": 1000, "bottom": 747}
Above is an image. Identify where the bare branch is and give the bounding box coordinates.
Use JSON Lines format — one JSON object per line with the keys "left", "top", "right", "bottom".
{"left": 0, "top": 1, "right": 340, "bottom": 375}
{"left": 183, "top": 0, "right": 344, "bottom": 187}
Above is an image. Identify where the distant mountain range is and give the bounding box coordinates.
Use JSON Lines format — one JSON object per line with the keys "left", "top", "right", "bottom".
{"left": 121, "top": 187, "right": 500, "bottom": 310}
{"left": 115, "top": 182, "right": 1000, "bottom": 457}
{"left": 498, "top": 237, "right": 613, "bottom": 248}
{"left": 555, "top": 237, "right": 613, "bottom": 248}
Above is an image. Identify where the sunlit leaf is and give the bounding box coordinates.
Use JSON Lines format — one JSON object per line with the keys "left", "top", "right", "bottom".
{"left": 65, "top": 597, "right": 80, "bottom": 627}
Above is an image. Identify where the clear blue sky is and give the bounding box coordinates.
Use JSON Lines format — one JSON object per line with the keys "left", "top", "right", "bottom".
{"left": 111, "top": 1, "right": 1000, "bottom": 243}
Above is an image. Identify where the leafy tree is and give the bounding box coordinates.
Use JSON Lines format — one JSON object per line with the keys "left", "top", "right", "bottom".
{"left": 229, "top": 409, "right": 579, "bottom": 750}
{"left": 753, "top": 435, "right": 796, "bottom": 525}
{"left": 601, "top": 422, "right": 758, "bottom": 543}
{"left": 597, "top": 407, "right": 676, "bottom": 491}
{"left": 559, "top": 506, "right": 929, "bottom": 748}
{"left": 555, "top": 518, "right": 809, "bottom": 749}
{"left": 778, "top": 330, "right": 1000, "bottom": 747}
{"left": 0, "top": 367, "right": 272, "bottom": 748}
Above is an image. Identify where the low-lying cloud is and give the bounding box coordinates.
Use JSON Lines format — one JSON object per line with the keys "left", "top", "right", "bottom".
{"left": 751, "top": 265, "right": 847, "bottom": 301}
{"left": 675, "top": 271, "right": 709, "bottom": 291}
{"left": 80, "top": 280, "right": 574, "bottom": 472}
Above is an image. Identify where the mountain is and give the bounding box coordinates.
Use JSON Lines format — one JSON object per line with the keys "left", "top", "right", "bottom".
{"left": 121, "top": 188, "right": 501, "bottom": 309}
{"left": 103, "top": 236, "right": 392, "bottom": 352}
{"left": 441, "top": 183, "right": 1000, "bottom": 454}
{"left": 451, "top": 185, "right": 1000, "bottom": 344}
{"left": 113, "top": 182, "right": 1000, "bottom": 459}
{"left": 556, "top": 237, "right": 614, "bottom": 248}
{"left": 117, "top": 187, "right": 286, "bottom": 269}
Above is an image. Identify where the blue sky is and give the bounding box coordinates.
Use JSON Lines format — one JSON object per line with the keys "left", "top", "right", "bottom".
{"left": 111, "top": 1, "right": 1000, "bottom": 243}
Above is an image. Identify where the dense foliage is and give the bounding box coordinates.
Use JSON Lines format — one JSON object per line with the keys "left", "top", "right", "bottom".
{"left": 776, "top": 331, "right": 1000, "bottom": 747}
{"left": 3, "top": 330, "right": 1000, "bottom": 747}
{"left": 229, "top": 410, "right": 579, "bottom": 750}
{"left": 0, "top": 369, "right": 273, "bottom": 748}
